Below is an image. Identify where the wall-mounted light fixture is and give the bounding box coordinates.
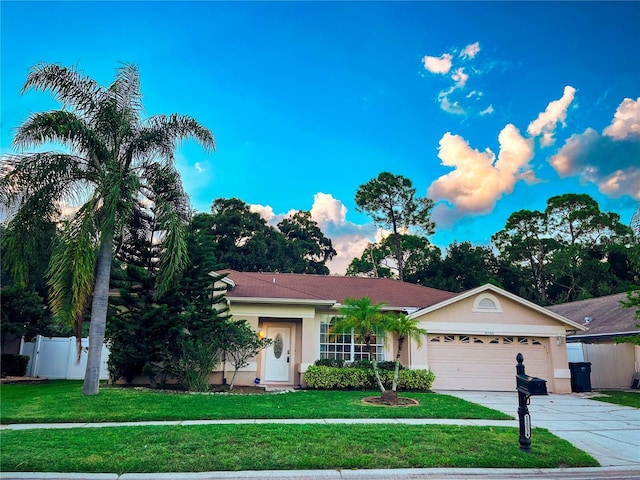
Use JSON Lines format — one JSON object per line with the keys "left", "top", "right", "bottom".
{"left": 556, "top": 335, "right": 563, "bottom": 346}
{"left": 258, "top": 329, "right": 266, "bottom": 340}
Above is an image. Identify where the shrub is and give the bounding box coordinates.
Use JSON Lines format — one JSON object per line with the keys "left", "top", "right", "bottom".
{"left": 376, "top": 360, "right": 402, "bottom": 371}
{"left": 1, "top": 354, "right": 30, "bottom": 377}
{"left": 314, "top": 358, "right": 345, "bottom": 368}
{"left": 397, "top": 369, "right": 435, "bottom": 391}
{"left": 303, "top": 365, "right": 370, "bottom": 390}
{"left": 304, "top": 364, "right": 435, "bottom": 391}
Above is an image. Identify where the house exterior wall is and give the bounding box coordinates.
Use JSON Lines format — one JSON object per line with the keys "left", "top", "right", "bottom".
{"left": 228, "top": 302, "right": 316, "bottom": 387}
{"left": 409, "top": 292, "right": 572, "bottom": 393}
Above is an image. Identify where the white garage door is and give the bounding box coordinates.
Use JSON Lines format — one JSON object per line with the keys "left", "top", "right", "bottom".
{"left": 427, "top": 334, "right": 550, "bottom": 391}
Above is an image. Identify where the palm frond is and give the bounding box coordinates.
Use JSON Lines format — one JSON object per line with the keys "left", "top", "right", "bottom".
{"left": 22, "top": 63, "right": 100, "bottom": 115}
{"left": 133, "top": 114, "right": 215, "bottom": 165}
{"left": 110, "top": 63, "right": 142, "bottom": 120}
{"left": 12, "top": 111, "right": 109, "bottom": 164}
{"left": 94, "top": 160, "right": 133, "bottom": 236}
{"left": 0, "top": 152, "right": 94, "bottom": 212}
{"left": 143, "top": 163, "right": 190, "bottom": 297}
{"left": 47, "top": 207, "right": 98, "bottom": 341}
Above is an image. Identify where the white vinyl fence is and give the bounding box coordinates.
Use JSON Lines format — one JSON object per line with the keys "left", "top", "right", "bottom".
{"left": 19, "top": 336, "right": 110, "bottom": 380}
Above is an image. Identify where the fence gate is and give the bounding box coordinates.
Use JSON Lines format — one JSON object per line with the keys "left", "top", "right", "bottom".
{"left": 581, "top": 343, "right": 636, "bottom": 389}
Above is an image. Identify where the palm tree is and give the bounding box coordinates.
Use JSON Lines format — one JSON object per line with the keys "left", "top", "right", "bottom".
{"left": 385, "top": 314, "right": 428, "bottom": 397}
{"left": 333, "top": 296, "right": 388, "bottom": 393}
{"left": 0, "top": 63, "right": 214, "bottom": 395}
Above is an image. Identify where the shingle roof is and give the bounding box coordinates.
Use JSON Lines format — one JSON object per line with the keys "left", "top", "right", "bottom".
{"left": 546, "top": 292, "right": 639, "bottom": 338}
{"left": 219, "top": 270, "right": 458, "bottom": 310}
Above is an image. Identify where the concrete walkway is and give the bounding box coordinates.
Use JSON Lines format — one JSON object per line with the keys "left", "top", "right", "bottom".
{"left": 2, "top": 391, "right": 639, "bottom": 479}
{"left": 442, "top": 390, "right": 640, "bottom": 468}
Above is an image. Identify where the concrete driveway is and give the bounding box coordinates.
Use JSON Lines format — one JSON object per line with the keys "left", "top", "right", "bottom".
{"left": 441, "top": 390, "right": 640, "bottom": 468}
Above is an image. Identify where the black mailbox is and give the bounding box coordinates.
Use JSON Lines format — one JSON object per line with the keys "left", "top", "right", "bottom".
{"left": 517, "top": 374, "right": 548, "bottom": 396}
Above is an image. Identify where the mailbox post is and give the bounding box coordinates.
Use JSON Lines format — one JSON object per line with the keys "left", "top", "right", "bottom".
{"left": 516, "top": 353, "right": 547, "bottom": 452}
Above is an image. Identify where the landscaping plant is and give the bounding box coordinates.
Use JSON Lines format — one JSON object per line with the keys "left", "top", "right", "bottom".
{"left": 0, "top": 63, "right": 215, "bottom": 395}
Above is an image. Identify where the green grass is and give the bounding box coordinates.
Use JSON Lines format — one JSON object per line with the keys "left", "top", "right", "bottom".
{"left": 0, "top": 424, "right": 598, "bottom": 473}
{"left": 0, "top": 380, "right": 512, "bottom": 423}
{"left": 591, "top": 390, "right": 640, "bottom": 409}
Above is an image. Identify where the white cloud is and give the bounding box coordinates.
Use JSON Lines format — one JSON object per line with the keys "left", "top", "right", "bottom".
{"left": 438, "top": 93, "right": 466, "bottom": 115}
{"left": 309, "top": 192, "right": 347, "bottom": 226}
{"left": 422, "top": 43, "right": 483, "bottom": 115}
{"left": 194, "top": 162, "right": 203, "bottom": 173}
{"left": 527, "top": 85, "right": 576, "bottom": 146}
{"left": 461, "top": 41, "right": 480, "bottom": 59}
{"left": 427, "top": 125, "right": 535, "bottom": 215}
{"left": 548, "top": 98, "right": 640, "bottom": 199}
{"left": 480, "top": 105, "right": 494, "bottom": 116}
{"left": 326, "top": 234, "right": 372, "bottom": 275}
{"left": 549, "top": 99, "right": 640, "bottom": 200}
{"left": 422, "top": 53, "right": 453, "bottom": 74}
{"left": 603, "top": 97, "right": 640, "bottom": 139}
{"left": 251, "top": 194, "right": 379, "bottom": 275}
{"left": 451, "top": 68, "right": 468, "bottom": 88}
{"left": 249, "top": 204, "right": 277, "bottom": 223}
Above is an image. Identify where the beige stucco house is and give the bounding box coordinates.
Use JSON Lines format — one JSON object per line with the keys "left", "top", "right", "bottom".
{"left": 213, "top": 270, "right": 585, "bottom": 393}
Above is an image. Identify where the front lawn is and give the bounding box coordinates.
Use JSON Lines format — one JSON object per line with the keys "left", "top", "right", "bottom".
{"left": 591, "top": 390, "right": 640, "bottom": 409}
{"left": 0, "top": 380, "right": 512, "bottom": 423}
{"left": 0, "top": 424, "right": 598, "bottom": 473}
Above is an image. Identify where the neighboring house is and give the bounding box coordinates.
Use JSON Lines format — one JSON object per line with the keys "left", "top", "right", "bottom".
{"left": 213, "top": 270, "right": 585, "bottom": 393}
{"left": 546, "top": 293, "right": 640, "bottom": 389}
{"left": 546, "top": 292, "right": 639, "bottom": 344}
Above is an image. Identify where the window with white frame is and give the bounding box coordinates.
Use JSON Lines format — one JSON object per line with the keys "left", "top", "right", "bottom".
{"left": 319, "top": 315, "right": 385, "bottom": 361}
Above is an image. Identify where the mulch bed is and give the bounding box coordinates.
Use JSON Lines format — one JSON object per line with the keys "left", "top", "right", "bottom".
{"left": 362, "top": 395, "right": 419, "bottom": 407}
{"left": 0, "top": 376, "right": 49, "bottom": 385}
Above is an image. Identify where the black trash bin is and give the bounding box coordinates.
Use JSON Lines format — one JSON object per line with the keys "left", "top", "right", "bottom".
{"left": 569, "top": 362, "right": 592, "bottom": 392}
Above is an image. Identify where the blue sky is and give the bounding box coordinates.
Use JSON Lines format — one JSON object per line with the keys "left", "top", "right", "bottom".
{"left": 2, "top": 1, "right": 639, "bottom": 274}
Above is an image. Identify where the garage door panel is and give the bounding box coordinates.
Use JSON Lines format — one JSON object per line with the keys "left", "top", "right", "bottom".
{"left": 427, "top": 335, "right": 549, "bottom": 391}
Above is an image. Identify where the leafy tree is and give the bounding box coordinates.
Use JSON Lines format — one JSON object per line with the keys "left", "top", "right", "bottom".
{"left": 0, "top": 63, "right": 214, "bottom": 394}
{"left": 223, "top": 320, "right": 272, "bottom": 390}
{"left": 347, "top": 234, "right": 441, "bottom": 283}
{"left": 202, "top": 198, "right": 336, "bottom": 274}
{"left": 108, "top": 208, "right": 230, "bottom": 390}
{"left": 434, "top": 242, "right": 502, "bottom": 292}
{"left": 277, "top": 210, "right": 337, "bottom": 274}
{"left": 623, "top": 289, "right": 640, "bottom": 321}
{"left": 355, "top": 172, "right": 435, "bottom": 281}
{"left": 492, "top": 210, "right": 556, "bottom": 304}
{"left": 0, "top": 222, "right": 64, "bottom": 351}
{"left": 206, "top": 198, "right": 289, "bottom": 272}
{"left": 493, "top": 194, "right": 636, "bottom": 304}
{"left": 1, "top": 285, "right": 47, "bottom": 352}
{"left": 346, "top": 241, "right": 396, "bottom": 278}
{"left": 333, "top": 297, "right": 388, "bottom": 393}
{"left": 384, "top": 314, "right": 428, "bottom": 399}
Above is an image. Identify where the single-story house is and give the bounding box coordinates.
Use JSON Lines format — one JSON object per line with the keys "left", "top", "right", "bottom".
{"left": 545, "top": 292, "right": 639, "bottom": 344}
{"left": 213, "top": 270, "right": 585, "bottom": 393}
{"left": 546, "top": 293, "right": 640, "bottom": 389}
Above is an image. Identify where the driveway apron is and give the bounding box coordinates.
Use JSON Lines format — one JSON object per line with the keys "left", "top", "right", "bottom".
{"left": 440, "top": 390, "right": 640, "bottom": 468}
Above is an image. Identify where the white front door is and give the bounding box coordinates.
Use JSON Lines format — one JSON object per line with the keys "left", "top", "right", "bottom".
{"left": 264, "top": 326, "right": 291, "bottom": 382}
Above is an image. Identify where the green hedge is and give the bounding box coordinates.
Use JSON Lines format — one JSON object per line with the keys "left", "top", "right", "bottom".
{"left": 304, "top": 365, "right": 435, "bottom": 391}
{"left": 1, "top": 354, "right": 30, "bottom": 377}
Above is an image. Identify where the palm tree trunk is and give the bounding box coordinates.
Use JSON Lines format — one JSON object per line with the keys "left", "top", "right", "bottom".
{"left": 83, "top": 233, "right": 114, "bottom": 395}
{"left": 392, "top": 336, "right": 405, "bottom": 392}
{"left": 367, "top": 339, "right": 386, "bottom": 392}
